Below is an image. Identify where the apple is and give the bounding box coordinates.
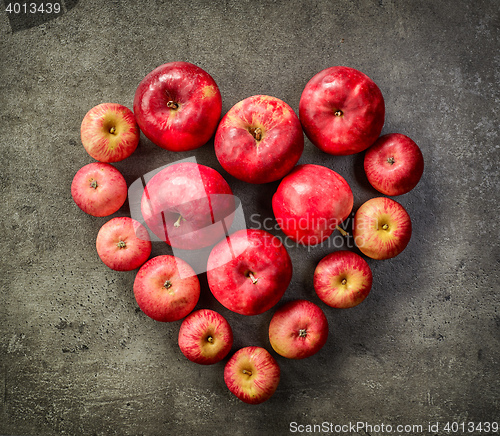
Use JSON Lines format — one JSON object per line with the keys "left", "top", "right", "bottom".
{"left": 314, "top": 250, "right": 373, "bottom": 308}
{"left": 96, "top": 217, "right": 152, "bottom": 271}
{"left": 141, "top": 162, "right": 235, "bottom": 250}
{"left": 299, "top": 66, "right": 385, "bottom": 155}
{"left": 71, "top": 162, "right": 127, "bottom": 217}
{"left": 272, "top": 164, "right": 353, "bottom": 246}
{"left": 80, "top": 103, "right": 140, "bottom": 162}
{"left": 364, "top": 133, "right": 424, "bottom": 196}
{"left": 133, "top": 61, "right": 222, "bottom": 151}
{"left": 268, "top": 299, "right": 328, "bottom": 359}
{"left": 224, "top": 346, "right": 280, "bottom": 404}
{"left": 353, "top": 197, "right": 412, "bottom": 260}
{"left": 214, "top": 95, "right": 304, "bottom": 184}
{"left": 207, "top": 229, "right": 293, "bottom": 316}
{"left": 178, "top": 309, "right": 233, "bottom": 365}
{"left": 133, "top": 255, "right": 200, "bottom": 322}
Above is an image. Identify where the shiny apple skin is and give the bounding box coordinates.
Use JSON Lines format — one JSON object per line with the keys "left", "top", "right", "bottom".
{"left": 133, "top": 61, "right": 222, "bottom": 152}
{"left": 80, "top": 103, "right": 140, "bottom": 163}
{"left": 353, "top": 197, "right": 412, "bottom": 260}
{"left": 272, "top": 164, "right": 353, "bottom": 245}
{"left": 178, "top": 309, "right": 233, "bottom": 365}
{"left": 71, "top": 162, "right": 127, "bottom": 217}
{"left": 133, "top": 255, "right": 200, "bottom": 322}
{"left": 269, "top": 300, "right": 328, "bottom": 359}
{"left": 364, "top": 133, "right": 424, "bottom": 196}
{"left": 207, "top": 229, "right": 293, "bottom": 316}
{"left": 299, "top": 66, "right": 385, "bottom": 155}
{"left": 96, "top": 217, "right": 151, "bottom": 271}
{"left": 224, "top": 346, "right": 280, "bottom": 405}
{"left": 140, "top": 162, "right": 235, "bottom": 250}
{"left": 314, "top": 250, "right": 373, "bottom": 308}
{"left": 214, "top": 95, "right": 304, "bottom": 184}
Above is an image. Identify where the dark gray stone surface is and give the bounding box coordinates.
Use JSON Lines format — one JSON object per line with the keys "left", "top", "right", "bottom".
{"left": 1, "top": 1, "right": 498, "bottom": 435}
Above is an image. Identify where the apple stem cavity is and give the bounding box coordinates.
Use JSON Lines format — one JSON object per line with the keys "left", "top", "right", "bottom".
{"left": 387, "top": 157, "right": 395, "bottom": 165}
{"left": 207, "top": 336, "right": 214, "bottom": 343}
{"left": 173, "top": 215, "right": 184, "bottom": 228}
{"left": 167, "top": 101, "right": 179, "bottom": 110}
{"left": 299, "top": 328, "right": 307, "bottom": 338}
{"left": 341, "top": 278, "right": 347, "bottom": 285}
{"left": 90, "top": 180, "right": 98, "bottom": 189}
{"left": 335, "top": 225, "right": 349, "bottom": 236}
{"left": 247, "top": 271, "right": 259, "bottom": 284}
{"left": 117, "top": 240, "right": 126, "bottom": 248}
{"left": 163, "top": 280, "right": 172, "bottom": 289}
{"left": 334, "top": 109, "right": 343, "bottom": 117}
{"left": 249, "top": 127, "right": 263, "bottom": 141}
{"left": 109, "top": 126, "right": 116, "bottom": 134}
{"left": 382, "top": 224, "right": 389, "bottom": 230}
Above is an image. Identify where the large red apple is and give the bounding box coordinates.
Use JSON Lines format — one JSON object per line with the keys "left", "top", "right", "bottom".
{"left": 133, "top": 255, "right": 200, "bottom": 322}
{"left": 96, "top": 217, "right": 151, "bottom": 271}
{"left": 364, "top": 133, "right": 424, "bottom": 196}
{"left": 207, "top": 229, "right": 292, "bottom": 316}
{"left": 71, "top": 162, "right": 127, "bottom": 217}
{"left": 314, "top": 250, "right": 373, "bottom": 308}
{"left": 141, "top": 162, "right": 235, "bottom": 250}
{"left": 272, "top": 164, "right": 353, "bottom": 245}
{"left": 133, "top": 61, "right": 222, "bottom": 151}
{"left": 80, "top": 103, "right": 140, "bottom": 162}
{"left": 268, "top": 300, "right": 328, "bottom": 359}
{"left": 178, "top": 309, "right": 233, "bottom": 365}
{"left": 299, "top": 66, "right": 385, "bottom": 155}
{"left": 214, "top": 95, "right": 304, "bottom": 184}
{"left": 224, "top": 346, "right": 280, "bottom": 404}
{"left": 353, "top": 197, "right": 412, "bottom": 260}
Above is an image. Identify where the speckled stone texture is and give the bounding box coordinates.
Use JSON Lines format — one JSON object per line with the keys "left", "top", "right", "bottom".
{"left": 1, "top": 1, "right": 498, "bottom": 435}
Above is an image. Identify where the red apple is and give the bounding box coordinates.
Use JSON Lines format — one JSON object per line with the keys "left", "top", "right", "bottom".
{"left": 272, "top": 164, "right": 353, "bottom": 246}
{"left": 133, "top": 255, "right": 200, "bottom": 322}
{"left": 314, "top": 250, "right": 373, "bottom": 308}
{"left": 178, "top": 309, "right": 233, "bottom": 365}
{"left": 268, "top": 300, "right": 328, "bottom": 359}
{"left": 299, "top": 66, "right": 385, "bottom": 155}
{"left": 141, "top": 162, "right": 235, "bottom": 250}
{"left": 133, "top": 61, "right": 222, "bottom": 151}
{"left": 364, "top": 133, "right": 424, "bottom": 196}
{"left": 207, "top": 229, "right": 292, "bottom": 316}
{"left": 353, "top": 197, "right": 412, "bottom": 260}
{"left": 96, "top": 217, "right": 152, "bottom": 271}
{"left": 80, "top": 103, "right": 140, "bottom": 162}
{"left": 71, "top": 162, "right": 127, "bottom": 217}
{"left": 224, "top": 346, "right": 280, "bottom": 404}
{"left": 214, "top": 95, "right": 304, "bottom": 184}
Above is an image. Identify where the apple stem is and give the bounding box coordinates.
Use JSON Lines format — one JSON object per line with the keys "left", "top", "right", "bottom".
{"left": 249, "top": 127, "right": 262, "bottom": 141}
{"left": 299, "top": 328, "right": 307, "bottom": 338}
{"left": 247, "top": 272, "right": 259, "bottom": 284}
{"left": 167, "top": 101, "right": 179, "bottom": 110}
{"left": 207, "top": 336, "right": 214, "bottom": 343}
{"left": 173, "top": 215, "right": 184, "bottom": 228}
{"left": 90, "top": 180, "right": 98, "bottom": 189}
{"left": 109, "top": 126, "right": 116, "bottom": 134}
{"left": 387, "top": 157, "right": 395, "bottom": 165}
{"left": 163, "top": 280, "right": 172, "bottom": 289}
{"left": 117, "top": 240, "right": 126, "bottom": 248}
{"left": 334, "top": 109, "right": 343, "bottom": 117}
{"left": 335, "top": 225, "right": 349, "bottom": 236}
{"left": 382, "top": 224, "right": 389, "bottom": 230}
{"left": 341, "top": 278, "right": 347, "bottom": 285}
{"left": 242, "top": 369, "right": 252, "bottom": 376}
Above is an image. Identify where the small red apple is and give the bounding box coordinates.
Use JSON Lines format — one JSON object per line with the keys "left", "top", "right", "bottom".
{"left": 141, "top": 162, "right": 235, "bottom": 250}
{"left": 224, "top": 346, "right": 280, "bottom": 404}
{"left": 133, "top": 61, "right": 222, "bottom": 152}
{"left": 268, "top": 300, "right": 328, "bottom": 359}
{"left": 178, "top": 309, "right": 233, "bottom": 365}
{"left": 272, "top": 164, "right": 353, "bottom": 245}
{"left": 364, "top": 133, "right": 424, "bottom": 196}
{"left": 299, "top": 66, "right": 385, "bottom": 155}
{"left": 96, "top": 217, "right": 152, "bottom": 271}
{"left": 314, "top": 250, "right": 373, "bottom": 308}
{"left": 71, "top": 162, "right": 127, "bottom": 217}
{"left": 207, "top": 229, "right": 293, "bottom": 316}
{"left": 133, "top": 255, "right": 200, "bottom": 322}
{"left": 214, "top": 95, "right": 304, "bottom": 184}
{"left": 353, "top": 197, "right": 412, "bottom": 260}
{"left": 80, "top": 103, "right": 140, "bottom": 163}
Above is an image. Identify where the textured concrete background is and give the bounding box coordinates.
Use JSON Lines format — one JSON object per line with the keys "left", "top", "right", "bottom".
{"left": 1, "top": 1, "right": 499, "bottom": 435}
